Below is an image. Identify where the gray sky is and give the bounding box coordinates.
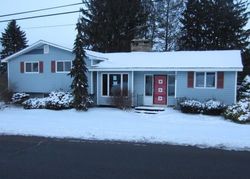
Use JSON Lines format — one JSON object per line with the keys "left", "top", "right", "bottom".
{"left": 0, "top": 0, "right": 250, "bottom": 50}
{"left": 0, "top": 0, "right": 82, "bottom": 49}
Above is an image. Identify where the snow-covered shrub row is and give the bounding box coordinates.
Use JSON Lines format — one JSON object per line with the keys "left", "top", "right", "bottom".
{"left": 12, "top": 93, "right": 30, "bottom": 104}
{"left": 202, "top": 100, "right": 227, "bottom": 115}
{"left": 180, "top": 100, "right": 203, "bottom": 114}
{"left": 22, "top": 98, "right": 47, "bottom": 109}
{"left": 45, "top": 92, "right": 73, "bottom": 110}
{"left": 22, "top": 91, "right": 94, "bottom": 110}
{"left": 180, "top": 99, "right": 226, "bottom": 115}
{"left": 22, "top": 92, "right": 73, "bottom": 110}
{"left": 223, "top": 99, "right": 250, "bottom": 123}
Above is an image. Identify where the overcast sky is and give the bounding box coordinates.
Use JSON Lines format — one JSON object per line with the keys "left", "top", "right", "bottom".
{"left": 0, "top": 0, "right": 82, "bottom": 49}
{"left": 0, "top": 0, "right": 250, "bottom": 50}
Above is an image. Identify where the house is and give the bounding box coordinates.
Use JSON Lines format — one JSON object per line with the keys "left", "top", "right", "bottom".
{"left": 1, "top": 40, "right": 243, "bottom": 106}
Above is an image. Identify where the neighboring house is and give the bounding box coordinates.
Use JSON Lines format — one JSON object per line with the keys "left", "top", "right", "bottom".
{"left": 2, "top": 40, "right": 243, "bottom": 106}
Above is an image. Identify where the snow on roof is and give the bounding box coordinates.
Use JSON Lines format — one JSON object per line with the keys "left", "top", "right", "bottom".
{"left": 1, "top": 40, "right": 106, "bottom": 62}
{"left": 93, "top": 50, "right": 242, "bottom": 71}
{"left": 1, "top": 40, "right": 242, "bottom": 71}
{"left": 85, "top": 50, "right": 108, "bottom": 60}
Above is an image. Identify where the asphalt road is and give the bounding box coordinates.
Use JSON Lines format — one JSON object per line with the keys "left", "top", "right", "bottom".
{"left": 0, "top": 135, "right": 249, "bottom": 179}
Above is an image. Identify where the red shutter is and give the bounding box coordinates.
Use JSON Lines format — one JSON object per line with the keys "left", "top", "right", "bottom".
{"left": 20, "top": 62, "right": 24, "bottom": 73}
{"left": 39, "top": 61, "right": 43, "bottom": 73}
{"left": 217, "top": 72, "right": 224, "bottom": 89}
{"left": 51, "top": 61, "right": 55, "bottom": 73}
{"left": 187, "top": 72, "right": 194, "bottom": 88}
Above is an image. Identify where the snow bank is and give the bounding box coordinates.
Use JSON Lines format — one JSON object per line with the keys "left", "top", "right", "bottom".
{"left": 1, "top": 107, "right": 250, "bottom": 151}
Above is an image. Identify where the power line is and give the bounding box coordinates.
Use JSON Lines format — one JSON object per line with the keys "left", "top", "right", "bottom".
{"left": 0, "top": 10, "right": 81, "bottom": 23}
{"left": 0, "top": 2, "right": 83, "bottom": 18}
{"left": 23, "top": 24, "right": 75, "bottom": 29}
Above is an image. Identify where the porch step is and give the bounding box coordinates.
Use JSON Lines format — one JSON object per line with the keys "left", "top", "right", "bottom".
{"left": 134, "top": 106, "right": 165, "bottom": 114}
{"left": 135, "top": 106, "right": 165, "bottom": 112}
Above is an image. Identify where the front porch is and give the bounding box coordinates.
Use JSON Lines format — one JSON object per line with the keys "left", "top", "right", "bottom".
{"left": 93, "top": 71, "right": 176, "bottom": 107}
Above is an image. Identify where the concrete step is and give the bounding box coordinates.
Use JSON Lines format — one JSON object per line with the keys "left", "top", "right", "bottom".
{"left": 134, "top": 106, "right": 165, "bottom": 112}
{"left": 134, "top": 110, "right": 159, "bottom": 114}
{"left": 134, "top": 106, "right": 165, "bottom": 114}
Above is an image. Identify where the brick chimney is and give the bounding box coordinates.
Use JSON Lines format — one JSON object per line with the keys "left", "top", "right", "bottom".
{"left": 131, "top": 39, "right": 152, "bottom": 52}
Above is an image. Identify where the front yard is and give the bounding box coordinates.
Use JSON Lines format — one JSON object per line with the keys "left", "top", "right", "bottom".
{"left": 0, "top": 105, "right": 250, "bottom": 151}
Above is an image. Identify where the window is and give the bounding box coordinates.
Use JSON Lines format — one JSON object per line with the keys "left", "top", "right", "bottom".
{"left": 109, "top": 74, "right": 121, "bottom": 96}
{"left": 195, "top": 72, "right": 205, "bottom": 87}
{"left": 195, "top": 72, "right": 216, "bottom": 88}
{"left": 56, "top": 61, "right": 71, "bottom": 72}
{"left": 44, "top": 45, "right": 49, "bottom": 54}
{"left": 206, "top": 72, "right": 216, "bottom": 87}
{"left": 145, "top": 75, "right": 153, "bottom": 96}
{"left": 102, "top": 74, "right": 129, "bottom": 96}
{"left": 25, "top": 62, "right": 39, "bottom": 73}
{"left": 168, "top": 75, "right": 175, "bottom": 96}
{"left": 102, "top": 74, "right": 108, "bottom": 96}
{"left": 123, "top": 74, "right": 128, "bottom": 96}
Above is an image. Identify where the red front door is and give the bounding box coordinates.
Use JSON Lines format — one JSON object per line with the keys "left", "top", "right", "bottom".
{"left": 153, "top": 75, "right": 167, "bottom": 105}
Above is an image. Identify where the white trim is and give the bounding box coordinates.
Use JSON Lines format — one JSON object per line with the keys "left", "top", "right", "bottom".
{"left": 194, "top": 72, "right": 217, "bottom": 89}
{"left": 89, "top": 67, "right": 243, "bottom": 72}
{"left": 90, "top": 71, "right": 93, "bottom": 94}
{"left": 97, "top": 71, "right": 99, "bottom": 105}
{"left": 7, "top": 62, "right": 10, "bottom": 90}
{"left": 174, "top": 71, "right": 177, "bottom": 98}
{"left": 234, "top": 71, "right": 238, "bottom": 104}
{"left": 24, "top": 61, "right": 39, "bottom": 74}
{"left": 131, "top": 71, "right": 134, "bottom": 106}
{"left": 55, "top": 60, "right": 72, "bottom": 73}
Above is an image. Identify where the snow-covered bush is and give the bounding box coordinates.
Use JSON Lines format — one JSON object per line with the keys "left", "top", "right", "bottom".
{"left": 238, "top": 75, "right": 250, "bottom": 100}
{"left": 180, "top": 99, "right": 226, "bottom": 115}
{"left": 22, "top": 98, "right": 47, "bottom": 109}
{"left": 203, "top": 100, "right": 226, "bottom": 115}
{"left": 223, "top": 75, "right": 250, "bottom": 123}
{"left": 22, "top": 91, "right": 94, "bottom": 110}
{"left": 0, "top": 101, "right": 5, "bottom": 110}
{"left": 223, "top": 99, "right": 250, "bottom": 123}
{"left": 110, "top": 88, "right": 132, "bottom": 110}
{"left": 180, "top": 100, "right": 203, "bottom": 114}
{"left": 45, "top": 91, "right": 73, "bottom": 110}
{"left": 12, "top": 93, "right": 30, "bottom": 104}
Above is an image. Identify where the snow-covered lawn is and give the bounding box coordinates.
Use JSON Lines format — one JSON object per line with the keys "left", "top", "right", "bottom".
{"left": 1, "top": 106, "right": 250, "bottom": 151}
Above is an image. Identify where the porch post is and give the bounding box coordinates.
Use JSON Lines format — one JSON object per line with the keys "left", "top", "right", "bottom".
{"left": 90, "top": 71, "right": 93, "bottom": 94}
{"left": 175, "top": 71, "right": 177, "bottom": 98}
{"left": 96, "top": 71, "right": 99, "bottom": 105}
{"left": 132, "top": 71, "right": 134, "bottom": 106}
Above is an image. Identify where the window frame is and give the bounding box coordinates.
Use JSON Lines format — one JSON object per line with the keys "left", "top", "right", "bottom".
{"left": 101, "top": 73, "right": 129, "bottom": 97}
{"left": 55, "top": 60, "right": 72, "bottom": 73}
{"left": 144, "top": 74, "right": 153, "bottom": 97}
{"left": 194, "top": 72, "right": 217, "bottom": 89}
{"left": 24, "top": 61, "right": 39, "bottom": 74}
{"left": 168, "top": 75, "right": 175, "bottom": 96}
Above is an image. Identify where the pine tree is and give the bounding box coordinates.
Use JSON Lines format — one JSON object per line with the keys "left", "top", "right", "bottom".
{"left": 81, "top": 0, "right": 149, "bottom": 52}
{"left": 0, "top": 20, "right": 28, "bottom": 58}
{"left": 153, "top": 0, "right": 185, "bottom": 51}
{"left": 69, "top": 20, "right": 89, "bottom": 111}
{"left": 178, "top": 0, "right": 250, "bottom": 51}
